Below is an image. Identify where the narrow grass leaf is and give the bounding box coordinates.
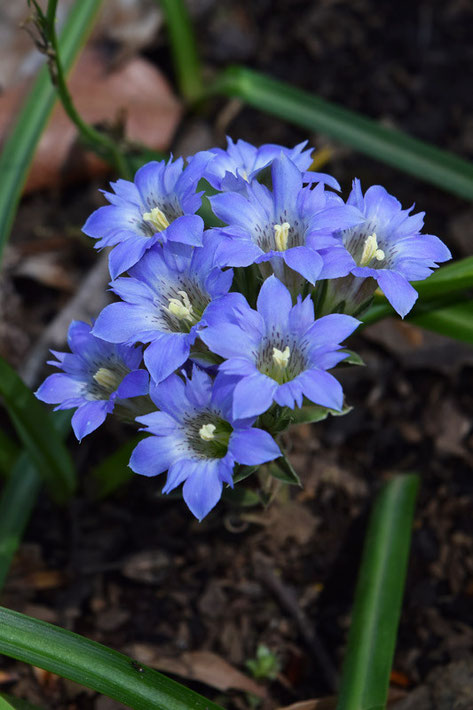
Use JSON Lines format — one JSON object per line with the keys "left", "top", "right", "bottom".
{"left": 91, "top": 438, "right": 139, "bottom": 500}
{"left": 157, "top": 0, "right": 204, "bottom": 102}
{"left": 0, "top": 412, "right": 71, "bottom": 592}
{"left": 336, "top": 474, "right": 419, "bottom": 710}
{"left": 0, "top": 357, "right": 75, "bottom": 503}
{"left": 212, "top": 67, "right": 473, "bottom": 201}
{"left": 410, "top": 300, "right": 473, "bottom": 344}
{"left": 0, "top": 607, "right": 224, "bottom": 710}
{"left": 0, "top": 430, "right": 19, "bottom": 478}
{"left": 0, "top": 695, "right": 44, "bottom": 710}
{"left": 0, "top": 0, "right": 103, "bottom": 264}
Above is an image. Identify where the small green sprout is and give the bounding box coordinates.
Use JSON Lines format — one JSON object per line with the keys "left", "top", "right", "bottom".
{"left": 245, "top": 644, "right": 281, "bottom": 681}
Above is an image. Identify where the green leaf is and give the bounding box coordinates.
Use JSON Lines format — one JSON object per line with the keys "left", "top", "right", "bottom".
{"left": 0, "top": 412, "right": 71, "bottom": 591}
{"left": 341, "top": 350, "right": 366, "bottom": 367}
{"left": 0, "top": 357, "right": 75, "bottom": 503}
{"left": 412, "top": 256, "right": 473, "bottom": 300}
{"left": 232, "top": 465, "right": 259, "bottom": 484}
{"left": 290, "top": 403, "right": 352, "bottom": 426}
{"left": 0, "top": 0, "right": 103, "bottom": 265}
{"left": 336, "top": 474, "right": 419, "bottom": 710}
{"left": 409, "top": 300, "right": 473, "bottom": 344}
{"left": 0, "top": 693, "right": 44, "bottom": 710}
{"left": 90, "top": 438, "right": 139, "bottom": 500}
{"left": 268, "top": 456, "right": 301, "bottom": 486}
{"left": 211, "top": 67, "right": 473, "bottom": 202}
{"left": 222, "top": 486, "right": 261, "bottom": 507}
{"left": 0, "top": 607, "right": 224, "bottom": 710}
{"left": 0, "top": 429, "right": 19, "bottom": 478}
{"left": 157, "top": 0, "right": 204, "bottom": 102}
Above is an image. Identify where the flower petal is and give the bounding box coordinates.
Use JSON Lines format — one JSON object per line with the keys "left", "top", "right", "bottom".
{"left": 229, "top": 427, "right": 281, "bottom": 465}
{"left": 232, "top": 374, "right": 278, "bottom": 419}
{"left": 71, "top": 400, "right": 109, "bottom": 441}
{"left": 182, "top": 460, "right": 224, "bottom": 520}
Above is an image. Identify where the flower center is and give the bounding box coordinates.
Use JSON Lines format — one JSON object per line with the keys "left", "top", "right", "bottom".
{"left": 274, "top": 222, "right": 291, "bottom": 252}
{"left": 142, "top": 207, "right": 170, "bottom": 233}
{"left": 165, "top": 290, "right": 194, "bottom": 322}
{"left": 272, "top": 345, "right": 290, "bottom": 369}
{"left": 199, "top": 423, "right": 216, "bottom": 441}
{"left": 92, "top": 367, "right": 123, "bottom": 397}
{"left": 359, "top": 233, "right": 385, "bottom": 267}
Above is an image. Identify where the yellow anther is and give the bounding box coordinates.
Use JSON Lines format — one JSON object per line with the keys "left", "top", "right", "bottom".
{"left": 360, "top": 233, "right": 385, "bottom": 266}
{"left": 166, "top": 291, "right": 194, "bottom": 322}
{"left": 199, "top": 423, "right": 216, "bottom": 441}
{"left": 142, "top": 207, "right": 170, "bottom": 232}
{"left": 93, "top": 367, "right": 121, "bottom": 392}
{"left": 272, "top": 345, "right": 291, "bottom": 369}
{"left": 274, "top": 222, "right": 291, "bottom": 252}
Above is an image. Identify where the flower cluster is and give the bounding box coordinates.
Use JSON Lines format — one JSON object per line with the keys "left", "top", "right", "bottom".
{"left": 36, "top": 139, "right": 451, "bottom": 519}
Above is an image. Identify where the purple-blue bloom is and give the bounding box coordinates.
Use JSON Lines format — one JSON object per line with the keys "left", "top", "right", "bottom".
{"left": 192, "top": 136, "right": 339, "bottom": 192}
{"left": 92, "top": 236, "right": 234, "bottom": 385}
{"left": 35, "top": 321, "right": 149, "bottom": 441}
{"left": 200, "top": 275, "right": 360, "bottom": 419}
{"left": 209, "top": 154, "right": 362, "bottom": 288}
{"left": 130, "top": 366, "right": 281, "bottom": 520}
{"left": 82, "top": 154, "right": 211, "bottom": 279}
{"left": 333, "top": 179, "right": 452, "bottom": 317}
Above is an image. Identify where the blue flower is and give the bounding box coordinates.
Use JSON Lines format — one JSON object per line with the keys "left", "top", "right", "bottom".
{"left": 333, "top": 179, "right": 452, "bottom": 317}
{"left": 129, "top": 366, "right": 281, "bottom": 520}
{"left": 35, "top": 321, "right": 149, "bottom": 441}
{"left": 209, "top": 154, "right": 362, "bottom": 288}
{"left": 82, "top": 154, "right": 212, "bottom": 278}
{"left": 92, "top": 236, "right": 234, "bottom": 384}
{"left": 192, "top": 136, "right": 339, "bottom": 192}
{"left": 200, "top": 275, "right": 360, "bottom": 419}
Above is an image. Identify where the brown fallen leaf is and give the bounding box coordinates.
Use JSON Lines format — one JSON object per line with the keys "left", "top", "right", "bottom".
{"left": 276, "top": 699, "right": 336, "bottom": 710}
{"left": 0, "top": 46, "right": 182, "bottom": 193}
{"left": 127, "top": 644, "right": 267, "bottom": 699}
{"left": 277, "top": 689, "right": 407, "bottom": 710}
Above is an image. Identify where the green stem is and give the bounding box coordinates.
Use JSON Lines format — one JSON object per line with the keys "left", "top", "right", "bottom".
{"left": 43, "top": 0, "right": 132, "bottom": 178}
{"left": 158, "top": 0, "right": 204, "bottom": 103}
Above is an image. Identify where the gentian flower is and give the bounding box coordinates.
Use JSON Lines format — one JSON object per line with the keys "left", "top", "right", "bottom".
{"left": 92, "top": 236, "right": 234, "bottom": 384}
{"left": 200, "top": 275, "right": 359, "bottom": 419}
{"left": 209, "top": 154, "right": 362, "bottom": 289}
{"left": 332, "top": 179, "right": 452, "bottom": 317}
{"left": 35, "top": 321, "right": 149, "bottom": 441}
{"left": 192, "top": 136, "right": 339, "bottom": 192}
{"left": 130, "top": 366, "right": 281, "bottom": 520}
{"left": 82, "top": 154, "right": 211, "bottom": 278}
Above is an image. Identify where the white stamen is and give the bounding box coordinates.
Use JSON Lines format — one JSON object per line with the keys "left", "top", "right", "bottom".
{"left": 199, "top": 423, "right": 216, "bottom": 441}
{"left": 272, "top": 345, "right": 291, "bottom": 369}
{"left": 142, "top": 206, "right": 170, "bottom": 232}
{"left": 360, "top": 233, "right": 385, "bottom": 266}
{"left": 166, "top": 290, "right": 194, "bottom": 321}
{"left": 93, "top": 367, "right": 121, "bottom": 392}
{"left": 274, "top": 222, "right": 291, "bottom": 252}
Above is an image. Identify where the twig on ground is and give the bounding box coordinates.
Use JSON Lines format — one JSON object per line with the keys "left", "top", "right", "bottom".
{"left": 252, "top": 551, "right": 339, "bottom": 693}
{"left": 20, "top": 252, "right": 111, "bottom": 387}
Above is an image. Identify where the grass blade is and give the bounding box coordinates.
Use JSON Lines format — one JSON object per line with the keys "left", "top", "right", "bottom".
{"left": 0, "top": 607, "right": 224, "bottom": 710}
{"left": 157, "top": 0, "right": 204, "bottom": 102}
{"left": 90, "top": 437, "right": 139, "bottom": 500}
{"left": 0, "top": 0, "right": 103, "bottom": 264}
{"left": 211, "top": 67, "right": 473, "bottom": 201}
{"left": 336, "top": 474, "right": 419, "bottom": 710}
{"left": 0, "top": 695, "right": 44, "bottom": 710}
{"left": 0, "top": 357, "right": 75, "bottom": 503}
{"left": 0, "top": 412, "right": 71, "bottom": 592}
{"left": 410, "top": 300, "right": 473, "bottom": 344}
{"left": 0, "top": 430, "right": 19, "bottom": 478}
